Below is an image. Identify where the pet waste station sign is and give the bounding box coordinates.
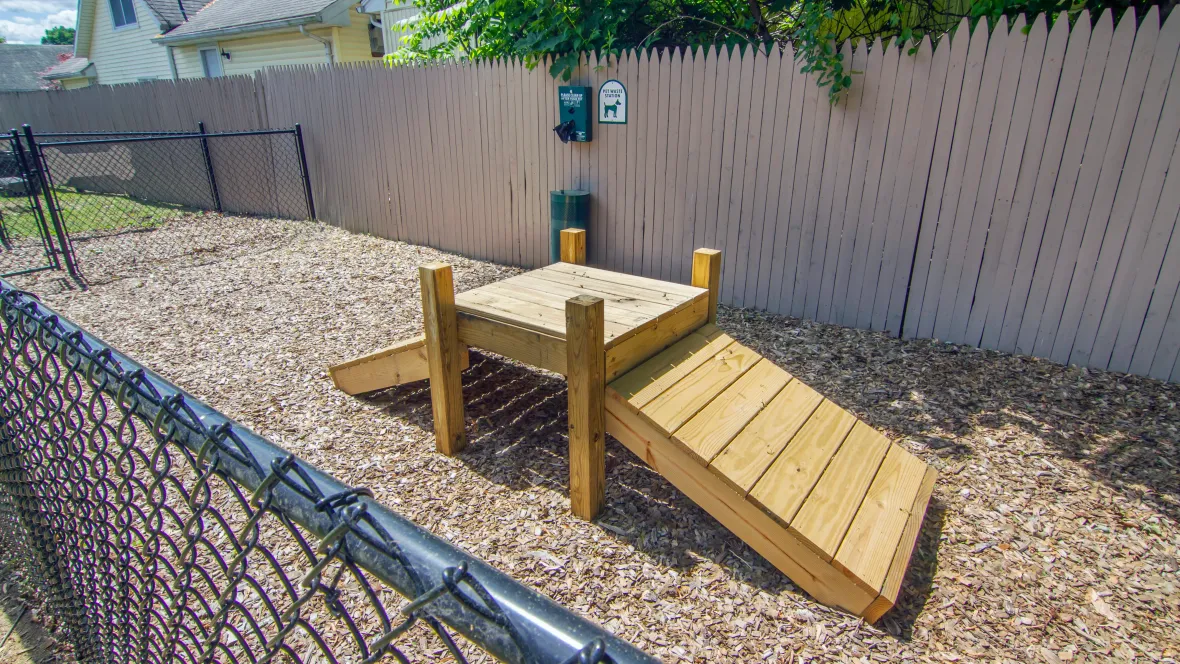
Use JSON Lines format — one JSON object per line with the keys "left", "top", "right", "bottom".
{"left": 598, "top": 80, "right": 627, "bottom": 124}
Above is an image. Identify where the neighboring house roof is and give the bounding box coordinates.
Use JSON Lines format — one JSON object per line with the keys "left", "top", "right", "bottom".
{"left": 0, "top": 45, "right": 73, "bottom": 92}
{"left": 154, "top": 0, "right": 353, "bottom": 44}
{"left": 143, "top": 0, "right": 219, "bottom": 30}
{"left": 43, "top": 57, "right": 97, "bottom": 81}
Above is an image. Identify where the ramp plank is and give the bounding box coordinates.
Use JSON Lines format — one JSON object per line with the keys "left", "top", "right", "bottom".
{"left": 609, "top": 326, "right": 731, "bottom": 406}
{"left": 709, "top": 379, "right": 824, "bottom": 493}
{"left": 748, "top": 401, "right": 857, "bottom": 524}
{"left": 673, "top": 358, "right": 792, "bottom": 462}
{"left": 834, "top": 445, "right": 930, "bottom": 595}
{"left": 790, "top": 421, "right": 891, "bottom": 560}
{"left": 641, "top": 342, "right": 761, "bottom": 432}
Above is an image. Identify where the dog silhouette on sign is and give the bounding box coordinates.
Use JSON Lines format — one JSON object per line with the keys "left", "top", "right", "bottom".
{"left": 603, "top": 100, "right": 621, "bottom": 119}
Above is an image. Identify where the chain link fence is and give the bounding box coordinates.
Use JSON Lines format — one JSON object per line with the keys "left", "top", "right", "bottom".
{"left": 29, "top": 126, "right": 315, "bottom": 284}
{"left": 0, "top": 280, "right": 656, "bottom": 664}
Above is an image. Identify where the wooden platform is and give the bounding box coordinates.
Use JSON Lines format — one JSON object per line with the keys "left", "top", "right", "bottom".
{"left": 604, "top": 325, "right": 936, "bottom": 622}
{"left": 455, "top": 262, "right": 711, "bottom": 381}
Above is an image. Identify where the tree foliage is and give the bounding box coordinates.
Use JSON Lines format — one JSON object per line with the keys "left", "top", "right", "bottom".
{"left": 41, "top": 26, "right": 75, "bottom": 45}
{"left": 388, "top": 0, "right": 1171, "bottom": 100}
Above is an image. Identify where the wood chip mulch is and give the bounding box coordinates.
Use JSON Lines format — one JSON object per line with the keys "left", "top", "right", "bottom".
{"left": 11, "top": 219, "right": 1179, "bottom": 663}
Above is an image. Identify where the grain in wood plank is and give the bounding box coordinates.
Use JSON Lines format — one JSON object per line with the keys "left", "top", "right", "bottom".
{"left": 709, "top": 381, "right": 825, "bottom": 494}
{"left": 420, "top": 263, "right": 466, "bottom": 455}
{"left": 748, "top": 400, "right": 857, "bottom": 526}
{"left": 641, "top": 342, "right": 761, "bottom": 433}
{"left": 476, "top": 281, "right": 649, "bottom": 328}
{"left": 673, "top": 358, "right": 792, "bottom": 463}
{"left": 504, "top": 274, "right": 679, "bottom": 317}
{"left": 566, "top": 295, "right": 606, "bottom": 519}
{"left": 457, "top": 312, "right": 567, "bottom": 375}
{"left": 604, "top": 296, "right": 710, "bottom": 380}
{"left": 609, "top": 326, "right": 729, "bottom": 400}
{"left": 862, "top": 465, "right": 938, "bottom": 623}
{"left": 833, "top": 445, "right": 929, "bottom": 594}
{"left": 790, "top": 421, "right": 892, "bottom": 560}
{"left": 525, "top": 266, "right": 699, "bottom": 307}
{"left": 546, "top": 262, "right": 704, "bottom": 297}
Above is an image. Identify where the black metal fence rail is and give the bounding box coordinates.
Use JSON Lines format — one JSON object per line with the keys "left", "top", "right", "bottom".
{"left": 0, "top": 280, "right": 656, "bottom": 664}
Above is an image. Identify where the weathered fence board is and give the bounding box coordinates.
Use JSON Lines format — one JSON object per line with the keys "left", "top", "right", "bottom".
{"left": 4, "top": 9, "right": 1180, "bottom": 382}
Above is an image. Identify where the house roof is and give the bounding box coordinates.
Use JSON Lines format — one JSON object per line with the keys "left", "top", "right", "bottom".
{"left": 155, "top": 0, "right": 349, "bottom": 43}
{"left": 0, "top": 45, "right": 73, "bottom": 92}
{"left": 144, "top": 0, "right": 219, "bottom": 30}
{"left": 43, "top": 57, "right": 96, "bottom": 81}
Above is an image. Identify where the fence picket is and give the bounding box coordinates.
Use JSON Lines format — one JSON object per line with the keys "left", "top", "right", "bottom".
{"left": 1018, "top": 10, "right": 1112, "bottom": 356}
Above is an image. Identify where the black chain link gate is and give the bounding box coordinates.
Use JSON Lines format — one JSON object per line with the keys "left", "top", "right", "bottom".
{"left": 0, "top": 131, "right": 67, "bottom": 279}
{"left": 0, "top": 281, "right": 657, "bottom": 664}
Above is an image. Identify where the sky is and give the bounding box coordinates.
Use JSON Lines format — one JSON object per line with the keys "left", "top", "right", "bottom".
{"left": 0, "top": 0, "right": 76, "bottom": 45}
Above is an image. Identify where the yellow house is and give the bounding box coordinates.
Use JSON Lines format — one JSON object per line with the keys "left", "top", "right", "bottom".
{"left": 45, "top": 0, "right": 385, "bottom": 88}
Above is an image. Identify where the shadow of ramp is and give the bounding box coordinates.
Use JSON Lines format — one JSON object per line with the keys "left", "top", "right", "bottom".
{"left": 357, "top": 351, "right": 892, "bottom": 609}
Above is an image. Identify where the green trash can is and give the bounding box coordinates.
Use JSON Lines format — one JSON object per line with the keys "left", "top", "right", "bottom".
{"left": 550, "top": 189, "right": 590, "bottom": 263}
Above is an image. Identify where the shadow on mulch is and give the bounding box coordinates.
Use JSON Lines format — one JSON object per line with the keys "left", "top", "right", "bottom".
{"left": 361, "top": 350, "right": 942, "bottom": 626}
{"left": 717, "top": 307, "right": 1180, "bottom": 527}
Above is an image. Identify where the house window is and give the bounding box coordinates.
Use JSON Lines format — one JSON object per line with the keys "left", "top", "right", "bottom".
{"left": 200, "top": 48, "right": 223, "bottom": 78}
{"left": 108, "top": 0, "right": 137, "bottom": 28}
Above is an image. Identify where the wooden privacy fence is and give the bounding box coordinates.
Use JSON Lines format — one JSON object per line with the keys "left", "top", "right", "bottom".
{"left": 2, "top": 8, "right": 1179, "bottom": 382}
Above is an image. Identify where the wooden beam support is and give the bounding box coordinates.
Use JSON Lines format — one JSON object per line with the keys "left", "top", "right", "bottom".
{"left": 328, "top": 334, "right": 471, "bottom": 395}
{"left": 420, "top": 263, "right": 466, "bottom": 456}
{"left": 692, "top": 248, "right": 722, "bottom": 324}
{"left": 566, "top": 294, "right": 605, "bottom": 520}
{"left": 560, "top": 228, "right": 587, "bottom": 265}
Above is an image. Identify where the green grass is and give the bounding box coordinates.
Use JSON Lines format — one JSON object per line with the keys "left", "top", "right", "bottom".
{"left": 0, "top": 189, "right": 196, "bottom": 240}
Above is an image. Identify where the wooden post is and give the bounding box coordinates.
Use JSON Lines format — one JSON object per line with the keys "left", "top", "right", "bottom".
{"left": 560, "top": 228, "right": 587, "bottom": 265}
{"left": 565, "top": 294, "right": 605, "bottom": 520}
{"left": 692, "top": 248, "right": 722, "bottom": 324}
{"left": 419, "top": 263, "right": 466, "bottom": 456}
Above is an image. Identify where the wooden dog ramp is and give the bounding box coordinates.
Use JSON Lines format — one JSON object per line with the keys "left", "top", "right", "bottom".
{"left": 605, "top": 324, "right": 935, "bottom": 622}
